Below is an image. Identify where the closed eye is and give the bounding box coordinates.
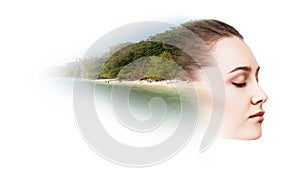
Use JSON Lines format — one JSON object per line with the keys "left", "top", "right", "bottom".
{"left": 232, "top": 82, "right": 246, "bottom": 87}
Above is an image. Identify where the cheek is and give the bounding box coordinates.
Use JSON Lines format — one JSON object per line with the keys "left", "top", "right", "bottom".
{"left": 224, "top": 87, "right": 249, "bottom": 118}
{"left": 222, "top": 88, "right": 250, "bottom": 137}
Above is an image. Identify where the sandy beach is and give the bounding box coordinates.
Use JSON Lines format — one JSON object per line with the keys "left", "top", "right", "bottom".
{"left": 92, "top": 78, "right": 200, "bottom": 92}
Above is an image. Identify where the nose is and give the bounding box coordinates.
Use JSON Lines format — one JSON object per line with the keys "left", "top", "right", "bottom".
{"left": 251, "top": 84, "right": 268, "bottom": 105}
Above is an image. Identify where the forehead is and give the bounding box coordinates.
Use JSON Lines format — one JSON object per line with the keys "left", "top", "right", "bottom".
{"left": 211, "top": 37, "right": 258, "bottom": 73}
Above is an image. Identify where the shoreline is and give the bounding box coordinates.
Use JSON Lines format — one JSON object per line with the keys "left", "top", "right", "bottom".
{"left": 91, "top": 78, "right": 203, "bottom": 93}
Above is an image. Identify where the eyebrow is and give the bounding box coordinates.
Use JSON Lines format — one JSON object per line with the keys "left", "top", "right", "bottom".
{"left": 228, "top": 66, "right": 251, "bottom": 74}
{"left": 228, "top": 65, "right": 261, "bottom": 75}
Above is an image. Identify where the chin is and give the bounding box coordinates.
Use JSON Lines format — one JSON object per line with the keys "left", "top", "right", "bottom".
{"left": 243, "top": 132, "right": 262, "bottom": 140}
{"left": 221, "top": 126, "right": 262, "bottom": 140}
{"left": 238, "top": 127, "right": 263, "bottom": 140}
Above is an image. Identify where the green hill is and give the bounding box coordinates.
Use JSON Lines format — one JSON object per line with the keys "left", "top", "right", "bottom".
{"left": 53, "top": 24, "right": 200, "bottom": 81}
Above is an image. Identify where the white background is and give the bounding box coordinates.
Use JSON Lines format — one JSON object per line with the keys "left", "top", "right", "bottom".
{"left": 1, "top": 0, "right": 300, "bottom": 184}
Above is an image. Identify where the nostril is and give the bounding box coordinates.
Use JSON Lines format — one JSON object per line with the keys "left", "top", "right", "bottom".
{"left": 251, "top": 97, "right": 264, "bottom": 105}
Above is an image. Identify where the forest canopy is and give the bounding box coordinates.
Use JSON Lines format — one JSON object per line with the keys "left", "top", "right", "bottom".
{"left": 51, "top": 23, "right": 202, "bottom": 81}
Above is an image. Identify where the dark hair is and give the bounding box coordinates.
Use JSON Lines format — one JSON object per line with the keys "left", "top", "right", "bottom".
{"left": 179, "top": 19, "right": 244, "bottom": 80}
{"left": 182, "top": 19, "right": 243, "bottom": 48}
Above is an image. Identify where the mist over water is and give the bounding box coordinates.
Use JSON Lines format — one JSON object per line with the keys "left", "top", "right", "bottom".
{"left": 52, "top": 77, "right": 200, "bottom": 147}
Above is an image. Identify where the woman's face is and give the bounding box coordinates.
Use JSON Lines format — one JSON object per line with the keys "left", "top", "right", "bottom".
{"left": 211, "top": 37, "right": 268, "bottom": 140}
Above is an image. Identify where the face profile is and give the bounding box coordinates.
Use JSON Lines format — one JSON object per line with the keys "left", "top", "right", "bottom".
{"left": 181, "top": 20, "right": 268, "bottom": 140}
{"left": 211, "top": 37, "right": 268, "bottom": 140}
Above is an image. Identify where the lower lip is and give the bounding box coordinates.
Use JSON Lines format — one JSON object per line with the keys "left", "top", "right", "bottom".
{"left": 249, "top": 116, "right": 264, "bottom": 122}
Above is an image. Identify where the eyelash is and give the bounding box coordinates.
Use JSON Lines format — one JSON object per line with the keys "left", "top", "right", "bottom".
{"left": 232, "top": 82, "right": 246, "bottom": 88}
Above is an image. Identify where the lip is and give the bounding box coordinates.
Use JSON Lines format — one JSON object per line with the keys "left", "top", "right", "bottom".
{"left": 249, "top": 111, "right": 265, "bottom": 122}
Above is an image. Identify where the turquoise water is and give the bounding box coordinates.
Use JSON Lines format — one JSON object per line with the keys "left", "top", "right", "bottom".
{"left": 95, "top": 83, "right": 180, "bottom": 117}
{"left": 93, "top": 82, "right": 199, "bottom": 123}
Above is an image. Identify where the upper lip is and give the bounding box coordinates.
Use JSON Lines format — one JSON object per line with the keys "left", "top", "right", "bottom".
{"left": 249, "top": 111, "right": 265, "bottom": 118}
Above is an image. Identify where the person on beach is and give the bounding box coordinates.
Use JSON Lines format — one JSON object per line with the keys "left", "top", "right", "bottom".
{"left": 180, "top": 20, "right": 268, "bottom": 140}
